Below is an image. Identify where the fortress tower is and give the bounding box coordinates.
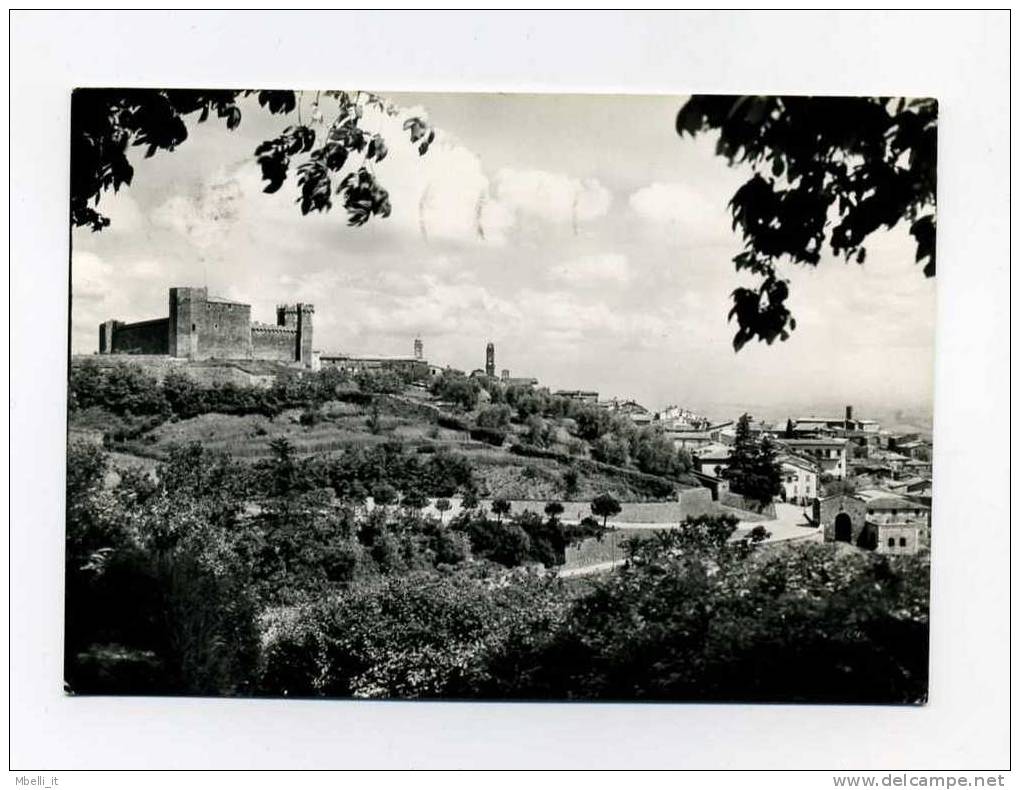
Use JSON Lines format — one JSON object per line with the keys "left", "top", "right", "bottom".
{"left": 414, "top": 336, "right": 423, "bottom": 360}
{"left": 276, "top": 303, "right": 315, "bottom": 366}
{"left": 485, "top": 342, "right": 495, "bottom": 378}
{"left": 169, "top": 286, "right": 208, "bottom": 359}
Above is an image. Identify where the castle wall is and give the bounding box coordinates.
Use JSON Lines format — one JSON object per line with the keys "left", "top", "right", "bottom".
{"left": 109, "top": 318, "right": 169, "bottom": 355}
{"left": 200, "top": 301, "right": 252, "bottom": 359}
{"left": 251, "top": 324, "right": 299, "bottom": 362}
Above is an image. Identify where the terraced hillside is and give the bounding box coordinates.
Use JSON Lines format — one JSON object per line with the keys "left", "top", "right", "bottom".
{"left": 69, "top": 358, "right": 704, "bottom": 502}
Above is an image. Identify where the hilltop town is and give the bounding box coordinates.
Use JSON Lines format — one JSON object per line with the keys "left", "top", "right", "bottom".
{"left": 78, "top": 284, "right": 933, "bottom": 559}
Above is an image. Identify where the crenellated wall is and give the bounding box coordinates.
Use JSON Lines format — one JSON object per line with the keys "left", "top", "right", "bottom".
{"left": 251, "top": 323, "right": 299, "bottom": 362}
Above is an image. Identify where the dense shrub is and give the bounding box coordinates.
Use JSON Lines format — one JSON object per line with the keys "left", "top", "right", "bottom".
{"left": 70, "top": 362, "right": 170, "bottom": 417}
{"left": 473, "top": 517, "right": 930, "bottom": 703}
{"left": 430, "top": 371, "right": 481, "bottom": 411}
{"left": 257, "top": 569, "right": 567, "bottom": 699}
{"left": 323, "top": 443, "right": 476, "bottom": 501}
{"left": 476, "top": 405, "right": 512, "bottom": 430}
{"left": 68, "top": 438, "right": 931, "bottom": 704}
{"left": 437, "top": 414, "right": 470, "bottom": 432}
{"left": 65, "top": 442, "right": 261, "bottom": 696}
{"left": 356, "top": 369, "right": 407, "bottom": 395}
{"left": 70, "top": 362, "right": 363, "bottom": 426}
{"left": 299, "top": 407, "right": 323, "bottom": 427}
{"left": 451, "top": 508, "right": 603, "bottom": 569}
{"left": 469, "top": 426, "right": 507, "bottom": 446}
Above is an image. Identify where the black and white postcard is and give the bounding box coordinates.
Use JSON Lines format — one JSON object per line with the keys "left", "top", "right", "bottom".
{"left": 66, "top": 89, "right": 937, "bottom": 704}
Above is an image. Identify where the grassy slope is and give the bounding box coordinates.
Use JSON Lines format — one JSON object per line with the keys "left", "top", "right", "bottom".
{"left": 70, "top": 391, "right": 699, "bottom": 502}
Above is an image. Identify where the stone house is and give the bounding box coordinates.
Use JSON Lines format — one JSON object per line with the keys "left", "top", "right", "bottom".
{"left": 780, "top": 438, "right": 849, "bottom": 479}
{"left": 778, "top": 454, "right": 819, "bottom": 506}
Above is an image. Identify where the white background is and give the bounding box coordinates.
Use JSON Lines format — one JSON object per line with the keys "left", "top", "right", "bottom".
{"left": 8, "top": 9, "right": 1013, "bottom": 772}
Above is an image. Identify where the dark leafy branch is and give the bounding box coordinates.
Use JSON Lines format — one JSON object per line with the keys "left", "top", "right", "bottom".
{"left": 676, "top": 95, "right": 937, "bottom": 351}
{"left": 71, "top": 88, "right": 433, "bottom": 232}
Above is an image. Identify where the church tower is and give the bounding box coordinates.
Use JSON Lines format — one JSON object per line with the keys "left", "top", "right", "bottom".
{"left": 485, "top": 342, "right": 495, "bottom": 377}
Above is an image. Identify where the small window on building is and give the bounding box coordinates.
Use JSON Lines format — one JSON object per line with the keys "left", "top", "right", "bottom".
{"left": 887, "top": 538, "right": 895, "bottom": 547}
{"left": 191, "top": 323, "right": 196, "bottom": 331}
{"left": 899, "top": 537, "right": 907, "bottom": 547}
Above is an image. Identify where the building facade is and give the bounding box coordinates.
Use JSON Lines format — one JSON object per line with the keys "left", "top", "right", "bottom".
{"left": 814, "top": 491, "right": 929, "bottom": 555}
{"left": 692, "top": 443, "right": 733, "bottom": 477}
{"left": 780, "top": 437, "right": 849, "bottom": 479}
{"left": 779, "top": 455, "right": 819, "bottom": 505}
{"left": 318, "top": 354, "right": 429, "bottom": 381}
{"left": 555, "top": 389, "right": 600, "bottom": 404}
{"left": 814, "top": 494, "right": 870, "bottom": 547}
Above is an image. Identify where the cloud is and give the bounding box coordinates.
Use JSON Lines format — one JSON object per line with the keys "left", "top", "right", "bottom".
{"left": 514, "top": 287, "right": 679, "bottom": 351}
{"left": 69, "top": 251, "right": 119, "bottom": 353}
{"left": 548, "top": 253, "right": 630, "bottom": 285}
{"left": 494, "top": 169, "right": 611, "bottom": 230}
{"left": 327, "top": 275, "right": 522, "bottom": 347}
{"left": 628, "top": 181, "right": 734, "bottom": 245}
{"left": 71, "top": 250, "right": 113, "bottom": 303}
{"left": 151, "top": 171, "right": 244, "bottom": 249}
{"left": 366, "top": 121, "right": 610, "bottom": 244}
{"left": 145, "top": 105, "right": 614, "bottom": 256}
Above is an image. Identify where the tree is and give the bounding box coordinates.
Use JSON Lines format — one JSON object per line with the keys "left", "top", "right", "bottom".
{"left": 544, "top": 501, "right": 565, "bottom": 522}
{"left": 371, "top": 483, "right": 398, "bottom": 510}
{"left": 676, "top": 95, "right": 936, "bottom": 350}
{"left": 401, "top": 489, "right": 428, "bottom": 514}
{"left": 461, "top": 489, "right": 480, "bottom": 511}
{"left": 591, "top": 434, "right": 629, "bottom": 467}
{"left": 590, "top": 493, "right": 622, "bottom": 530}
{"left": 345, "top": 481, "right": 369, "bottom": 512}
{"left": 575, "top": 407, "right": 611, "bottom": 441}
{"left": 65, "top": 442, "right": 263, "bottom": 695}
{"left": 753, "top": 435, "right": 784, "bottom": 504}
{"left": 268, "top": 437, "right": 297, "bottom": 497}
{"left": 435, "top": 498, "right": 452, "bottom": 524}
{"left": 491, "top": 498, "right": 512, "bottom": 525}
{"left": 72, "top": 88, "right": 434, "bottom": 233}
{"left": 785, "top": 418, "right": 796, "bottom": 439}
{"left": 722, "top": 415, "right": 782, "bottom": 507}
{"left": 257, "top": 570, "right": 565, "bottom": 699}
{"left": 524, "top": 414, "right": 550, "bottom": 447}
{"left": 632, "top": 427, "right": 683, "bottom": 478}
{"left": 562, "top": 468, "right": 580, "bottom": 499}
{"left": 476, "top": 405, "right": 512, "bottom": 430}
{"left": 430, "top": 371, "right": 481, "bottom": 411}
{"left": 476, "top": 518, "right": 930, "bottom": 703}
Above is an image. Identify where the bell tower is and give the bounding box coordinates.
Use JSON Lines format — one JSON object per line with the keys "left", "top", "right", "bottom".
{"left": 485, "top": 341, "right": 495, "bottom": 377}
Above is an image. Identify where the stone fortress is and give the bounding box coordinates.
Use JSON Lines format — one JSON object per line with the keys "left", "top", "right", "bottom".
{"left": 97, "top": 285, "right": 537, "bottom": 387}
{"left": 99, "top": 286, "right": 315, "bottom": 367}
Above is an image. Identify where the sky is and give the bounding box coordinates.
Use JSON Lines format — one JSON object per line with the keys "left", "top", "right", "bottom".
{"left": 71, "top": 91, "right": 936, "bottom": 421}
